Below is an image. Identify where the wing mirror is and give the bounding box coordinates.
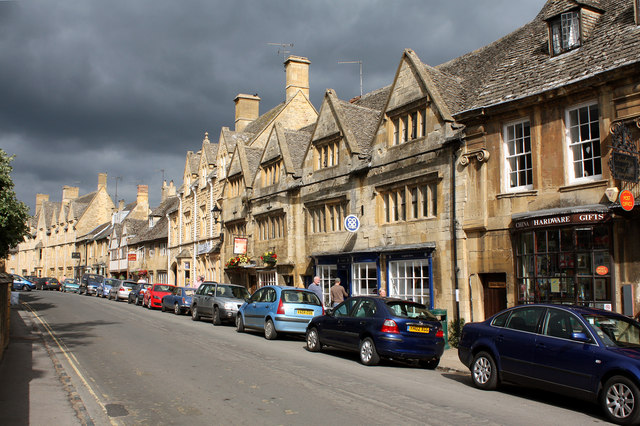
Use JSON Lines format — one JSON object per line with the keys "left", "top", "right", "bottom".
{"left": 571, "top": 332, "right": 591, "bottom": 343}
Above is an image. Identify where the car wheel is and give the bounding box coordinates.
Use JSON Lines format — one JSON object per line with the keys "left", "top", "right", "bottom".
{"left": 601, "top": 375, "right": 640, "bottom": 424}
{"left": 264, "top": 319, "right": 278, "bottom": 340}
{"left": 22, "top": 284, "right": 30, "bottom": 291}
{"left": 191, "top": 306, "right": 200, "bottom": 321}
{"left": 213, "top": 307, "right": 221, "bottom": 325}
{"left": 306, "top": 327, "right": 322, "bottom": 352}
{"left": 359, "top": 337, "right": 380, "bottom": 366}
{"left": 419, "top": 358, "right": 440, "bottom": 370}
{"left": 471, "top": 351, "right": 498, "bottom": 390}
{"left": 236, "top": 315, "right": 244, "bottom": 332}
{"left": 173, "top": 303, "right": 181, "bottom": 315}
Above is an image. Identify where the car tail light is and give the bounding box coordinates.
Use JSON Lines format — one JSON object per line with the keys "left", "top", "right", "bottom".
{"left": 322, "top": 306, "right": 325, "bottom": 315}
{"left": 276, "top": 298, "right": 285, "bottom": 315}
{"left": 381, "top": 319, "right": 399, "bottom": 334}
{"left": 119, "top": 288, "right": 125, "bottom": 291}
{"left": 436, "top": 329, "right": 444, "bottom": 338}
{"left": 181, "top": 298, "right": 185, "bottom": 303}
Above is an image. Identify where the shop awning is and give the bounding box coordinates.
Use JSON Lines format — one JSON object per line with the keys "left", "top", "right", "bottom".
{"left": 512, "top": 204, "right": 609, "bottom": 221}
{"left": 311, "top": 242, "right": 436, "bottom": 258}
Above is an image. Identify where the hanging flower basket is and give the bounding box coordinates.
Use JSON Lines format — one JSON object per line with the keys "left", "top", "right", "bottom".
{"left": 226, "top": 254, "right": 250, "bottom": 269}
{"left": 261, "top": 251, "right": 277, "bottom": 265}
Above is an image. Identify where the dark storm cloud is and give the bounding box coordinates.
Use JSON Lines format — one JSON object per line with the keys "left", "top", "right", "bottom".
{"left": 0, "top": 0, "right": 546, "bottom": 213}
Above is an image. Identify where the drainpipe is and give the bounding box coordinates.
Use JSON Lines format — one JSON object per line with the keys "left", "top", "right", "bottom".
{"left": 451, "top": 138, "right": 461, "bottom": 323}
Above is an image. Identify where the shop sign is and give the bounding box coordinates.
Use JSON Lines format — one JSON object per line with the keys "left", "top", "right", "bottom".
{"left": 596, "top": 265, "right": 609, "bottom": 275}
{"left": 233, "top": 237, "right": 248, "bottom": 255}
{"left": 608, "top": 121, "right": 639, "bottom": 183}
{"left": 197, "top": 242, "right": 211, "bottom": 255}
{"left": 344, "top": 215, "right": 360, "bottom": 232}
{"left": 620, "top": 189, "right": 635, "bottom": 211}
{"left": 127, "top": 253, "right": 136, "bottom": 261}
{"left": 488, "top": 281, "right": 506, "bottom": 288}
{"left": 513, "top": 212, "right": 610, "bottom": 230}
{"left": 71, "top": 252, "right": 81, "bottom": 259}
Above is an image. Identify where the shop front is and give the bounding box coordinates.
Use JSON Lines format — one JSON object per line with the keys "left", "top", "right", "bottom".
{"left": 312, "top": 243, "right": 435, "bottom": 308}
{"left": 512, "top": 206, "right": 613, "bottom": 310}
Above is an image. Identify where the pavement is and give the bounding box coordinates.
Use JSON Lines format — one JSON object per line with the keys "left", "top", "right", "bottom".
{"left": 0, "top": 295, "right": 468, "bottom": 426}
{"left": 0, "top": 300, "right": 83, "bottom": 426}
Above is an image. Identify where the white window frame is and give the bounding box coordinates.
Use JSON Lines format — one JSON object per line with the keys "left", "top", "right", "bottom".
{"left": 503, "top": 118, "right": 533, "bottom": 192}
{"left": 352, "top": 262, "right": 377, "bottom": 296}
{"left": 258, "top": 271, "right": 277, "bottom": 287}
{"left": 565, "top": 101, "right": 602, "bottom": 184}
{"left": 388, "top": 259, "right": 430, "bottom": 305}
{"left": 316, "top": 265, "right": 337, "bottom": 307}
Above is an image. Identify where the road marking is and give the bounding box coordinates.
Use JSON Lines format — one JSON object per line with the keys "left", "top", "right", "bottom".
{"left": 22, "top": 302, "right": 119, "bottom": 426}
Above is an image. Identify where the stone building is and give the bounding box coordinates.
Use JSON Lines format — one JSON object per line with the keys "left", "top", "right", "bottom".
{"left": 6, "top": 173, "right": 115, "bottom": 280}
{"left": 430, "top": 0, "right": 640, "bottom": 320}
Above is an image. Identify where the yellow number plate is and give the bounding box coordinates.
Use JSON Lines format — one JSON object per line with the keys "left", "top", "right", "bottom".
{"left": 297, "top": 309, "right": 314, "bottom": 315}
{"left": 408, "top": 325, "right": 430, "bottom": 333}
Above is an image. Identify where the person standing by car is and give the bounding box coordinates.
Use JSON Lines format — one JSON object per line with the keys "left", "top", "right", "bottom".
{"left": 330, "top": 278, "right": 348, "bottom": 307}
{"left": 195, "top": 275, "right": 204, "bottom": 288}
{"left": 308, "top": 276, "right": 323, "bottom": 305}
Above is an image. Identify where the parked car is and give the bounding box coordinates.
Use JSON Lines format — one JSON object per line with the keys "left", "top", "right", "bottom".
{"left": 306, "top": 296, "right": 445, "bottom": 367}
{"left": 79, "top": 274, "right": 104, "bottom": 295}
{"left": 25, "top": 275, "right": 39, "bottom": 283}
{"left": 62, "top": 278, "right": 80, "bottom": 293}
{"left": 458, "top": 304, "right": 640, "bottom": 425}
{"left": 162, "top": 286, "right": 196, "bottom": 315}
{"left": 35, "top": 277, "right": 60, "bottom": 291}
{"left": 191, "top": 282, "right": 250, "bottom": 324}
{"left": 236, "top": 285, "right": 323, "bottom": 339}
{"left": 128, "top": 283, "right": 153, "bottom": 305}
{"left": 96, "top": 278, "right": 120, "bottom": 298}
{"left": 11, "top": 274, "right": 35, "bottom": 291}
{"left": 109, "top": 280, "right": 136, "bottom": 301}
{"left": 143, "top": 284, "right": 175, "bottom": 309}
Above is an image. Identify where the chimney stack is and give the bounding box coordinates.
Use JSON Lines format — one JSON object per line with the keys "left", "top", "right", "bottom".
{"left": 285, "top": 56, "right": 310, "bottom": 102}
{"left": 62, "top": 186, "right": 79, "bottom": 204}
{"left": 35, "top": 193, "right": 49, "bottom": 213}
{"left": 119, "top": 200, "right": 125, "bottom": 211}
{"left": 161, "top": 180, "right": 177, "bottom": 202}
{"left": 234, "top": 94, "right": 260, "bottom": 132}
{"left": 98, "top": 173, "right": 107, "bottom": 191}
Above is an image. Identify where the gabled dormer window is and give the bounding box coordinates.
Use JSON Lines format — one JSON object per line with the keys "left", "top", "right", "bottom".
{"left": 227, "top": 176, "right": 243, "bottom": 197}
{"left": 315, "top": 139, "right": 339, "bottom": 170}
{"left": 261, "top": 160, "right": 281, "bottom": 187}
{"left": 391, "top": 107, "right": 427, "bottom": 146}
{"left": 549, "top": 11, "right": 580, "bottom": 56}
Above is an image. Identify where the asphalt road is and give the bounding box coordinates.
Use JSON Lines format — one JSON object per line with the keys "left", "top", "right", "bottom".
{"left": 20, "top": 291, "right": 610, "bottom": 425}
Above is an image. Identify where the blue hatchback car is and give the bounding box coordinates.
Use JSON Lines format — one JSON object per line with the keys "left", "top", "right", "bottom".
{"left": 306, "top": 296, "right": 444, "bottom": 367}
{"left": 11, "top": 274, "right": 35, "bottom": 291}
{"left": 458, "top": 304, "right": 640, "bottom": 425}
{"left": 236, "top": 285, "right": 323, "bottom": 340}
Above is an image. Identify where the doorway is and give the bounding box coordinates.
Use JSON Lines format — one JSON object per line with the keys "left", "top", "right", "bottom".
{"left": 480, "top": 273, "right": 507, "bottom": 318}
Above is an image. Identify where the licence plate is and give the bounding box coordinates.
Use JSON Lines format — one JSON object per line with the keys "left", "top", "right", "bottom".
{"left": 408, "top": 325, "right": 430, "bottom": 333}
{"left": 297, "top": 309, "right": 314, "bottom": 315}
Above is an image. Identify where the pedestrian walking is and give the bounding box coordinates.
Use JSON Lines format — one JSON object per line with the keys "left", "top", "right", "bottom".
{"left": 330, "top": 278, "right": 348, "bottom": 307}
{"left": 308, "top": 276, "right": 323, "bottom": 305}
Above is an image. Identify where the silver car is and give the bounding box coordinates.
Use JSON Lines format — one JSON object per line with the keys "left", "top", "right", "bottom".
{"left": 191, "top": 282, "right": 250, "bottom": 325}
{"left": 109, "top": 280, "right": 137, "bottom": 301}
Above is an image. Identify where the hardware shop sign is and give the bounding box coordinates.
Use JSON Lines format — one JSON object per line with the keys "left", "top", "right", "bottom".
{"left": 513, "top": 212, "right": 610, "bottom": 230}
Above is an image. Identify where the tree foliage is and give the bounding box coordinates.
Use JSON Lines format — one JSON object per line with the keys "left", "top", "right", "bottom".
{"left": 0, "top": 149, "right": 30, "bottom": 259}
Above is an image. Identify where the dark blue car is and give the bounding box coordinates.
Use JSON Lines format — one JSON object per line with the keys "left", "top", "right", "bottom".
{"left": 458, "top": 304, "right": 640, "bottom": 425}
{"left": 306, "top": 296, "right": 444, "bottom": 367}
{"left": 161, "top": 286, "right": 195, "bottom": 315}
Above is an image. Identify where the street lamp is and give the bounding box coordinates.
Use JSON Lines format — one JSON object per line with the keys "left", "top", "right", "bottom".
{"left": 211, "top": 205, "right": 221, "bottom": 224}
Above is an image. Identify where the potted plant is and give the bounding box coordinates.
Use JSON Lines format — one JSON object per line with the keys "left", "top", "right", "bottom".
{"left": 260, "top": 251, "right": 277, "bottom": 266}
{"left": 225, "top": 254, "right": 250, "bottom": 268}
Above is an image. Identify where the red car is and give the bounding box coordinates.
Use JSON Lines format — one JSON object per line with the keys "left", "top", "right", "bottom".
{"left": 143, "top": 284, "right": 175, "bottom": 309}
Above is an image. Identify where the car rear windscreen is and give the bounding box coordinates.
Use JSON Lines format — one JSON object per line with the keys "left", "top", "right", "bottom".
{"left": 282, "top": 290, "right": 321, "bottom": 306}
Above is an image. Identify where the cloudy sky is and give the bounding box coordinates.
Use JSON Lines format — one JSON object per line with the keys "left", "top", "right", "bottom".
{"left": 1, "top": 0, "right": 547, "bottom": 213}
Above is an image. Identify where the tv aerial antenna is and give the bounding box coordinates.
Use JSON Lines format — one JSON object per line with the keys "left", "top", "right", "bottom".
{"left": 338, "top": 60, "right": 363, "bottom": 97}
{"left": 267, "top": 42, "right": 294, "bottom": 68}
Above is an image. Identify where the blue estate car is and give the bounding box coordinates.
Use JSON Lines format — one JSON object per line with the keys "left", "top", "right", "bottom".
{"left": 236, "top": 285, "right": 323, "bottom": 340}
{"left": 458, "top": 304, "right": 640, "bottom": 425}
{"left": 161, "top": 286, "right": 196, "bottom": 315}
{"left": 306, "top": 296, "right": 445, "bottom": 367}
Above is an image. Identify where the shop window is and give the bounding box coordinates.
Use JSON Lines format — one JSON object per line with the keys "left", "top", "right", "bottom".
{"left": 352, "top": 262, "right": 377, "bottom": 295}
{"left": 388, "top": 259, "right": 430, "bottom": 306}
{"left": 258, "top": 271, "right": 277, "bottom": 287}
{"left": 316, "top": 265, "right": 337, "bottom": 307}
{"left": 516, "top": 225, "right": 611, "bottom": 306}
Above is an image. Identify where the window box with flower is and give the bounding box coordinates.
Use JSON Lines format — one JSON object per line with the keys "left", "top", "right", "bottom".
{"left": 226, "top": 254, "right": 251, "bottom": 269}
{"left": 261, "top": 251, "right": 277, "bottom": 266}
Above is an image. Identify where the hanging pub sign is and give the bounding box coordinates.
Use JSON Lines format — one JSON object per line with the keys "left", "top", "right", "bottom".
{"left": 233, "top": 237, "right": 248, "bottom": 255}
{"left": 608, "top": 121, "right": 639, "bottom": 183}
